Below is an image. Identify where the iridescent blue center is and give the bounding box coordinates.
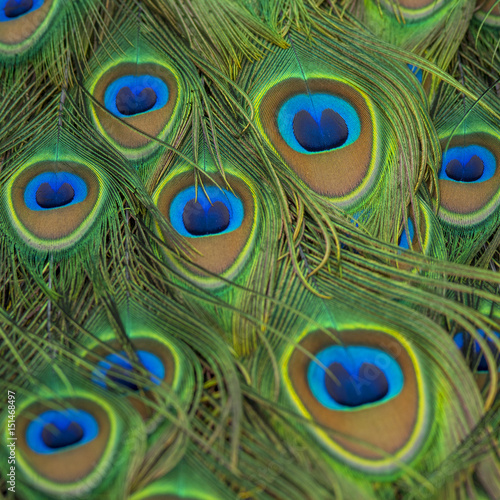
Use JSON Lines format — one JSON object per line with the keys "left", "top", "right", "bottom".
{"left": 92, "top": 350, "right": 165, "bottom": 390}
{"left": 454, "top": 330, "right": 500, "bottom": 372}
{"left": 0, "top": 0, "right": 43, "bottom": 21}
{"left": 440, "top": 146, "right": 496, "bottom": 183}
{"left": 307, "top": 346, "right": 404, "bottom": 410}
{"left": 277, "top": 94, "right": 361, "bottom": 154}
{"left": 24, "top": 172, "right": 87, "bottom": 211}
{"left": 104, "top": 75, "right": 169, "bottom": 118}
{"left": 26, "top": 409, "right": 98, "bottom": 454}
{"left": 182, "top": 199, "right": 230, "bottom": 236}
{"left": 170, "top": 186, "right": 244, "bottom": 238}
{"left": 292, "top": 108, "right": 348, "bottom": 152}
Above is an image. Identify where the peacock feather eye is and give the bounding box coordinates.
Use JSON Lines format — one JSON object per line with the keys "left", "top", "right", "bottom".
{"left": 89, "top": 337, "right": 175, "bottom": 399}
{"left": 282, "top": 328, "right": 428, "bottom": 472}
{"left": 18, "top": 398, "right": 112, "bottom": 482}
{"left": 26, "top": 408, "right": 97, "bottom": 453}
{"left": 92, "top": 351, "right": 165, "bottom": 392}
{"left": 257, "top": 78, "right": 378, "bottom": 204}
{"left": 24, "top": 172, "right": 86, "bottom": 210}
{"left": 438, "top": 134, "right": 500, "bottom": 227}
{"left": 356, "top": 0, "right": 475, "bottom": 87}
{"left": 5, "top": 160, "right": 105, "bottom": 252}
{"left": 0, "top": 0, "right": 52, "bottom": 53}
{"left": 154, "top": 171, "right": 257, "bottom": 281}
{"left": 83, "top": 327, "right": 191, "bottom": 424}
{"left": 10, "top": 394, "right": 138, "bottom": 497}
{"left": 90, "top": 62, "right": 180, "bottom": 158}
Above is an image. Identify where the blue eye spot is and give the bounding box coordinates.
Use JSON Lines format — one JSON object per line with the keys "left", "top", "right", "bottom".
{"left": 26, "top": 409, "right": 99, "bottom": 454}
{"left": 445, "top": 155, "right": 483, "bottom": 182}
{"left": 116, "top": 87, "right": 157, "bottom": 116}
{"left": 24, "top": 172, "right": 88, "bottom": 211}
{"left": 325, "top": 362, "right": 389, "bottom": 407}
{"left": 36, "top": 182, "right": 74, "bottom": 209}
{"left": 454, "top": 330, "right": 500, "bottom": 373}
{"left": 398, "top": 218, "right": 415, "bottom": 250}
{"left": 92, "top": 350, "right": 165, "bottom": 390}
{"left": 292, "top": 108, "right": 348, "bottom": 152}
{"left": 170, "top": 186, "right": 244, "bottom": 238}
{"left": 278, "top": 94, "right": 361, "bottom": 154}
{"left": 407, "top": 64, "right": 423, "bottom": 84}
{"left": 440, "top": 146, "right": 496, "bottom": 183}
{"left": 1, "top": 0, "right": 43, "bottom": 21}
{"left": 104, "top": 75, "right": 169, "bottom": 118}
{"left": 308, "top": 346, "right": 404, "bottom": 410}
{"left": 42, "top": 421, "right": 83, "bottom": 449}
{"left": 182, "top": 199, "right": 230, "bottom": 236}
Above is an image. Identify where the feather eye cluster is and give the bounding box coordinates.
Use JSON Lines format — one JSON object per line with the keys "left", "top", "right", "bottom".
{"left": 0, "top": 1, "right": 500, "bottom": 499}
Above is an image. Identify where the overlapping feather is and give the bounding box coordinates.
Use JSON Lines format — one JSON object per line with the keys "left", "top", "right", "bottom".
{"left": 1, "top": 1, "right": 500, "bottom": 499}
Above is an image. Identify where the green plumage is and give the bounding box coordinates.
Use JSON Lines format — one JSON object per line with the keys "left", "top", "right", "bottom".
{"left": 1, "top": 1, "right": 500, "bottom": 499}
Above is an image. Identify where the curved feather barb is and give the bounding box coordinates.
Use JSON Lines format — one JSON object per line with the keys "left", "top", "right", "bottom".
{"left": 397, "top": 197, "right": 446, "bottom": 262}
{"left": 1, "top": 1, "right": 500, "bottom": 499}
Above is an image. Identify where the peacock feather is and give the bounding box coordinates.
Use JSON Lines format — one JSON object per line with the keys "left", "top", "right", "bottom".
{"left": 1, "top": 0, "right": 500, "bottom": 499}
